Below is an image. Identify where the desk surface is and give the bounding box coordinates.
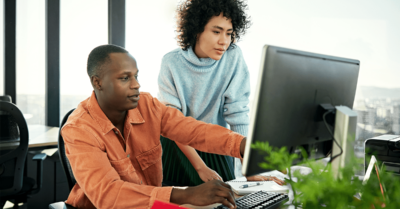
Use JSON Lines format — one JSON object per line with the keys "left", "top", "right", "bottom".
{"left": 0, "top": 124, "right": 59, "bottom": 150}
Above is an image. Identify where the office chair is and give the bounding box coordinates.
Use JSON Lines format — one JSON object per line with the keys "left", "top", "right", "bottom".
{"left": 49, "top": 109, "right": 77, "bottom": 209}
{"left": 0, "top": 101, "right": 47, "bottom": 208}
{"left": 0, "top": 95, "right": 12, "bottom": 103}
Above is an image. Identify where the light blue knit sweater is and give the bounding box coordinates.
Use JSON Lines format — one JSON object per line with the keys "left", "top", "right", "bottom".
{"left": 158, "top": 46, "right": 250, "bottom": 137}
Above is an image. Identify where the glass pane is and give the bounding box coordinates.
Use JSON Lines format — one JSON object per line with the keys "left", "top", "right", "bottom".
{"left": 60, "top": 0, "right": 108, "bottom": 121}
{"left": 16, "top": 0, "right": 45, "bottom": 125}
{"left": 126, "top": 0, "right": 179, "bottom": 97}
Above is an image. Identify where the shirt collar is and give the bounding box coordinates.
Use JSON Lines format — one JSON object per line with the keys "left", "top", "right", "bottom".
{"left": 87, "top": 91, "right": 145, "bottom": 135}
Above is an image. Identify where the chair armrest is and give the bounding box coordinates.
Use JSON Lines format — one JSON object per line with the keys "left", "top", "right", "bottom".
{"left": 33, "top": 153, "right": 47, "bottom": 161}
{"left": 49, "top": 202, "right": 77, "bottom": 209}
{"left": 31, "top": 153, "right": 47, "bottom": 194}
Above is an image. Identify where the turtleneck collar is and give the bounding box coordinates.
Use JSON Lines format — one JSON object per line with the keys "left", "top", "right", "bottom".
{"left": 181, "top": 46, "right": 217, "bottom": 67}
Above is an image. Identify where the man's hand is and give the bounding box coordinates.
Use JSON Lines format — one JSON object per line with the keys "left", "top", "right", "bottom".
{"left": 240, "top": 137, "right": 246, "bottom": 158}
{"left": 170, "top": 180, "right": 236, "bottom": 209}
{"left": 197, "top": 166, "right": 223, "bottom": 182}
{"left": 246, "top": 175, "right": 286, "bottom": 185}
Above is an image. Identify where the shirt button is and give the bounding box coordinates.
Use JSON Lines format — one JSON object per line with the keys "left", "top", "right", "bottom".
{"left": 127, "top": 154, "right": 130, "bottom": 158}
{"left": 140, "top": 180, "right": 142, "bottom": 185}
{"left": 114, "top": 130, "right": 118, "bottom": 135}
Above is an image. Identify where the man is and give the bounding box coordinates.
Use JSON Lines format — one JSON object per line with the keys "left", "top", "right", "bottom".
{"left": 62, "top": 45, "right": 247, "bottom": 209}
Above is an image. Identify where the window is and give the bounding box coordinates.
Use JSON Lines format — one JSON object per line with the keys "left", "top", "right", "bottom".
{"left": 60, "top": 0, "right": 108, "bottom": 120}
{"left": 16, "top": 0, "right": 46, "bottom": 125}
{"left": 125, "top": 0, "right": 178, "bottom": 97}
{"left": 237, "top": 0, "right": 400, "bottom": 174}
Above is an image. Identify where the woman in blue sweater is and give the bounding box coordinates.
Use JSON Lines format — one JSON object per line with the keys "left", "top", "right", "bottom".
{"left": 158, "top": 0, "right": 283, "bottom": 186}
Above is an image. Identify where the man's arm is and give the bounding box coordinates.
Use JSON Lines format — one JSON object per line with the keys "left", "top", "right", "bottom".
{"left": 159, "top": 101, "right": 244, "bottom": 159}
{"left": 63, "top": 125, "right": 173, "bottom": 208}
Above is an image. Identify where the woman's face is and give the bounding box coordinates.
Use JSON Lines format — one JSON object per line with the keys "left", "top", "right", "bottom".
{"left": 194, "top": 13, "right": 233, "bottom": 60}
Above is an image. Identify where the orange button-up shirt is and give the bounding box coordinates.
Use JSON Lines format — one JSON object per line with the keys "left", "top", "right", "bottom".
{"left": 62, "top": 91, "right": 244, "bottom": 209}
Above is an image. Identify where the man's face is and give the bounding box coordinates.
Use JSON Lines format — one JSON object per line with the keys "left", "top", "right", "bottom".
{"left": 97, "top": 53, "right": 140, "bottom": 111}
{"left": 194, "top": 13, "right": 233, "bottom": 60}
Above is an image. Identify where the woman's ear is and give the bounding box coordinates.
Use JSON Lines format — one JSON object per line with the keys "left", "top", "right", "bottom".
{"left": 91, "top": 75, "right": 102, "bottom": 91}
{"left": 231, "top": 32, "right": 236, "bottom": 43}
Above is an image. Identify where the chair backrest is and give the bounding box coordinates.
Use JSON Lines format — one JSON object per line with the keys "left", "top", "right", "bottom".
{"left": 58, "top": 109, "right": 76, "bottom": 191}
{"left": 0, "top": 95, "right": 12, "bottom": 103}
{"left": 0, "top": 101, "right": 29, "bottom": 196}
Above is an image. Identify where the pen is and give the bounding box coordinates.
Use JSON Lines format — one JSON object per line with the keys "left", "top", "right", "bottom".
{"left": 239, "top": 182, "right": 263, "bottom": 189}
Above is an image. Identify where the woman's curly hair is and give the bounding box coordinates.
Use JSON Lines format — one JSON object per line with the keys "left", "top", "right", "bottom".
{"left": 176, "top": 0, "right": 251, "bottom": 50}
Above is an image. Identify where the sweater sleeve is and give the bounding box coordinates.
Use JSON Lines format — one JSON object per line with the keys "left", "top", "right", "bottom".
{"left": 223, "top": 48, "right": 250, "bottom": 137}
{"left": 157, "top": 56, "right": 182, "bottom": 111}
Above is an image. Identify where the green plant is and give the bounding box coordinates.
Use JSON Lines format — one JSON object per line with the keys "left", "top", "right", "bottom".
{"left": 251, "top": 141, "right": 400, "bottom": 209}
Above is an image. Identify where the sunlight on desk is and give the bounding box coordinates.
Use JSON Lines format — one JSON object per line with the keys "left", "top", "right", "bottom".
{"left": 28, "top": 126, "right": 59, "bottom": 148}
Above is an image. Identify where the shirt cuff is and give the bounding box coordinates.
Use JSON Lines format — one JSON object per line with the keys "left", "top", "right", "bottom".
{"left": 229, "top": 132, "right": 245, "bottom": 160}
{"left": 231, "top": 124, "right": 248, "bottom": 137}
{"left": 149, "top": 186, "right": 174, "bottom": 208}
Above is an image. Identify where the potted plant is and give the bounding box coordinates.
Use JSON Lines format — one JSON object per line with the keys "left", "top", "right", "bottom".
{"left": 251, "top": 141, "right": 400, "bottom": 209}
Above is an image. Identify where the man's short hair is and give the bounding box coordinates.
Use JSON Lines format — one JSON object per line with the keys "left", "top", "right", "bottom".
{"left": 87, "top": 44, "right": 129, "bottom": 78}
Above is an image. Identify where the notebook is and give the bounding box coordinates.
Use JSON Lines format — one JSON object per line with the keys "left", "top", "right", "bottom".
{"left": 226, "top": 180, "right": 289, "bottom": 195}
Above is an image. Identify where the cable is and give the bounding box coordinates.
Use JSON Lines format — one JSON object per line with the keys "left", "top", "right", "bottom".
{"left": 322, "top": 110, "right": 343, "bottom": 163}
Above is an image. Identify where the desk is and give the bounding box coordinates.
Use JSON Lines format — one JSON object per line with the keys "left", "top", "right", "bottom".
{"left": 0, "top": 124, "right": 59, "bottom": 150}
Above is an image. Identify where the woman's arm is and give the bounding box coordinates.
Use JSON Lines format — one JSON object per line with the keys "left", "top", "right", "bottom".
{"left": 158, "top": 56, "right": 223, "bottom": 182}
{"left": 175, "top": 142, "right": 223, "bottom": 182}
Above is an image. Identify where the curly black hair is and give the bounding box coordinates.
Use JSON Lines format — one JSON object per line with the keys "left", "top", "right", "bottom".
{"left": 176, "top": 0, "right": 251, "bottom": 50}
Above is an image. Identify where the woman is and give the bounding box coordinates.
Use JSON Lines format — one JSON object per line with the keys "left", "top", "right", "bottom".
{"left": 158, "top": 0, "right": 283, "bottom": 186}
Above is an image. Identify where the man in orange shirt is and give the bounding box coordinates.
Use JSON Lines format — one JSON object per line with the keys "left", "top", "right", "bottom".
{"left": 62, "top": 45, "right": 247, "bottom": 209}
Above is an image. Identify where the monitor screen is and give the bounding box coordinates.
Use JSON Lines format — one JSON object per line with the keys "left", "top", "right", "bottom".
{"left": 243, "top": 45, "right": 360, "bottom": 176}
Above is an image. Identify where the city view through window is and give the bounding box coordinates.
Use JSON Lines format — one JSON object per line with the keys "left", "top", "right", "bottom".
{"left": 353, "top": 87, "right": 400, "bottom": 160}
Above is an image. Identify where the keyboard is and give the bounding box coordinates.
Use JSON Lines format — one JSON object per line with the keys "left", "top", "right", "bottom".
{"left": 214, "top": 190, "right": 289, "bottom": 209}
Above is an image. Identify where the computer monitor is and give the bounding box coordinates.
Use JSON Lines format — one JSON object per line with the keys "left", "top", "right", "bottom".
{"left": 242, "top": 45, "right": 360, "bottom": 176}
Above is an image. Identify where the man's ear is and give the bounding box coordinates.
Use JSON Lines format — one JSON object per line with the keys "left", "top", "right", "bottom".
{"left": 91, "top": 75, "right": 102, "bottom": 91}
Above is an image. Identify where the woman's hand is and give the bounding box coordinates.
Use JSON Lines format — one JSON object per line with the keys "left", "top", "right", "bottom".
{"left": 197, "top": 166, "right": 223, "bottom": 182}
{"left": 246, "top": 175, "right": 285, "bottom": 185}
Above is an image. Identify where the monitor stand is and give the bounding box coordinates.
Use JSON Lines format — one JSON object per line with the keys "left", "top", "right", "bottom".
{"left": 331, "top": 106, "right": 358, "bottom": 178}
